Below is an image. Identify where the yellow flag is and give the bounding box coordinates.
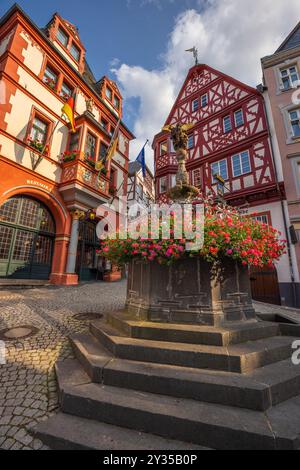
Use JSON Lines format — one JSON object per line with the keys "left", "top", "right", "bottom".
{"left": 106, "top": 137, "right": 118, "bottom": 162}
{"left": 95, "top": 160, "right": 104, "bottom": 171}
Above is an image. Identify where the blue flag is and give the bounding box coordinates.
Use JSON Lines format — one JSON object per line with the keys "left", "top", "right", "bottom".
{"left": 135, "top": 146, "right": 146, "bottom": 178}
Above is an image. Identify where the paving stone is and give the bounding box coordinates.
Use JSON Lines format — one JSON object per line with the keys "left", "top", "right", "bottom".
{"left": 0, "top": 281, "right": 127, "bottom": 450}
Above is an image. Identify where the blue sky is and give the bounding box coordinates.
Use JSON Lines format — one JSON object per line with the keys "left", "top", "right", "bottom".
{"left": 1, "top": 0, "right": 300, "bottom": 164}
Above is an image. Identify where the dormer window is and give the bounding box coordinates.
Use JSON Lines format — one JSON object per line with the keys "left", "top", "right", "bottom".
{"left": 114, "top": 95, "right": 120, "bottom": 110}
{"left": 57, "top": 27, "right": 69, "bottom": 47}
{"left": 106, "top": 86, "right": 113, "bottom": 101}
{"left": 70, "top": 42, "right": 80, "bottom": 62}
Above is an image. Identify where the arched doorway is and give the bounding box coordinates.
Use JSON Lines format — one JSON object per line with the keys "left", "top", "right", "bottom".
{"left": 250, "top": 266, "right": 281, "bottom": 305}
{"left": 0, "top": 196, "right": 55, "bottom": 280}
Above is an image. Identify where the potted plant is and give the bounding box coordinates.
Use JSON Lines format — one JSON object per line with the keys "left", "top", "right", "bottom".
{"left": 61, "top": 150, "right": 79, "bottom": 163}
{"left": 44, "top": 77, "right": 56, "bottom": 90}
{"left": 85, "top": 156, "right": 96, "bottom": 168}
{"left": 27, "top": 136, "right": 48, "bottom": 154}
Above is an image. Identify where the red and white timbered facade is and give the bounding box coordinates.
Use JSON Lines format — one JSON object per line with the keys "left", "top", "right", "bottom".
{"left": 153, "top": 64, "right": 294, "bottom": 306}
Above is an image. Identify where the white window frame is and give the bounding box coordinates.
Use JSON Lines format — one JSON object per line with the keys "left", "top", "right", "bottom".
{"left": 231, "top": 150, "right": 251, "bottom": 177}
{"left": 280, "top": 65, "right": 300, "bottom": 90}
{"left": 211, "top": 159, "right": 228, "bottom": 182}
{"left": 223, "top": 115, "right": 232, "bottom": 133}
{"left": 159, "top": 176, "right": 167, "bottom": 194}
{"left": 200, "top": 94, "right": 208, "bottom": 108}
{"left": 289, "top": 109, "right": 300, "bottom": 137}
{"left": 253, "top": 214, "right": 269, "bottom": 225}
{"left": 234, "top": 109, "right": 244, "bottom": 127}
{"left": 192, "top": 99, "right": 199, "bottom": 112}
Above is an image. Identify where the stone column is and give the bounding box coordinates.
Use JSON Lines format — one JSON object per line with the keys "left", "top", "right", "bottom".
{"left": 66, "top": 210, "right": 85, "bottom": 274}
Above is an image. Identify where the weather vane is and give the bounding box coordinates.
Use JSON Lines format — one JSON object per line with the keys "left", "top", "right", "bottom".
{"left": 185, "top": 46, "right": 199, "bottom": 65}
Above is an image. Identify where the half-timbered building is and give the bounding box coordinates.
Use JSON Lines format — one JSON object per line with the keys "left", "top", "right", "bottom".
{"left": 153, "top": 64, "right": 297, "bottom": 306}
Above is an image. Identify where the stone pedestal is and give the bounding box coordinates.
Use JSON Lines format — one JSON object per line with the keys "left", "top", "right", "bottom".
{"left": 126, "top": 257, "right": 256, "bottom": 326}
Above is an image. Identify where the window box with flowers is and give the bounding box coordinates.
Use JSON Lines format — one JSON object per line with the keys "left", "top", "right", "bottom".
{"left": 60, "top": 150, "right": 79, "bottom": 164}
{"left": 27, "top": 136, "right": 49, "bottom": 155}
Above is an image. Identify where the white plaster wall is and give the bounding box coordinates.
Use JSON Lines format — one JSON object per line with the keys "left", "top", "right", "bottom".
{"left": 19, "top": 31, "right": 44, "bottom": 75}
{"left": 0, "top": 133, "right": 62, "bottom": 183}
{"left": 5, "top": 83, "right": 69, "bottom": 163}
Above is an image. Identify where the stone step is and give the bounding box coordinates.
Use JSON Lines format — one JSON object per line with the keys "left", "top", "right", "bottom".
{"left": 90, "top": 321, "right": 295, "bottom": 373}
{"left": 31, "top": 412, "right": 206, "bottom": 450}
{"left": 107, "top": 311, "right": 280, "bottom": 346}
{"left": 70, "top": 334, "right": 300, "bottom": 411}
{"left": 56, "top": 360, "right": 300, "bottom": 450}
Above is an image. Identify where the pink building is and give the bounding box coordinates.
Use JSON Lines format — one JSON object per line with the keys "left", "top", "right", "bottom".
{"left": 262, "top": 22, "right": 300, "bottom": 306}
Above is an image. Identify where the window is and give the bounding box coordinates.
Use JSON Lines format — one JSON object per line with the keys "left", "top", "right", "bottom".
{"left": 232, "top": 151, "right": 251, "bottom": 177}
{"left": 57, "top": 27, "right": 69, "bottom": 47}
{"left": 171, "top": 174, "right": 177, "bottom": 188}
{"left": 223, "top": 115, "right": 232, "bottom": 133}
{"left": 211, "top": 159, "right": 228, "bottom": 182}
{"left": 187, "top": 134, "right": 194, "bottom": 149}
{"left": 170, "top": 139, "right": 175, "bottom": 153}
{"left": 106, "top": 87, "right": 112, "bottom": 101}
{"left": 99, "top": 142, "right": 108, "bottom": 160}
{"left": 60, "top": 81, "right": 73, "bottom": 100}
{"left": 109, "top": 126, "right": 115, "bottom": 138}
{"left": 43, "top": 66, "right": 58, "bottom": 89}
{"left": 85, "top": 132, "right": 97, "bottom": 159}
{"left": 281, "top": 66, "right": 299, "bottom": 90}
{"left": 30, "top": 117, "right": 48, "bottom": 145}
{"left": 159, "top": 176, "right": 167, "bottom": 193}
{"left": 100, "top": 118, "right": 109, "bottom": 132}
{"left": 201, "top": 94, "right": 208, "bottom": 107}
{"left": 70, "top": 42, "right": 80, "bottom": 62}
{"left": 289, "top": 110, "right": 300, "bottom": 137}
{"left": 114, "top": 95, "right": 120, "bottom": 110}
{"left": 137, "top": 184, "right": 144, "bottom": 200}
{"left": 160, "top": 141, "right": 168, "bottom": 155}
{"left": 69, "top": 131, "right": 80, "bottom": 152}
{"left": 192, "top": 99, "right": 199, "bottom": 112}
{"left": 234, "top": 109, "right": 244, "bottom": 127}
{"left": 193, "top": 169, "right": 202, "bottom": 187}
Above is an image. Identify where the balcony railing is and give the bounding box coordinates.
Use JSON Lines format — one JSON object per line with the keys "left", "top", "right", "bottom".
{"left": 59, "top": 151, "right": 109, "bottom": 195}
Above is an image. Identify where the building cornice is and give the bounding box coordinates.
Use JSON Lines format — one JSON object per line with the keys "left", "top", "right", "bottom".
{"left": 261, "top": 46, "right": 300, "bottom": 69}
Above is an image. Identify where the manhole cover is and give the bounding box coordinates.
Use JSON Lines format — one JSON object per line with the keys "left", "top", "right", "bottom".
{"left": 0, "top": 325, "right": 39, "bottom": 341}
{"left": 73, "top": 313, "right": 103, "bottom": 321}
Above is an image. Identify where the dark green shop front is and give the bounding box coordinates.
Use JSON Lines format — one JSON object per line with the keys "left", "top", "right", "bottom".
{"left": 0, "top": 196, "right": 55, "bottom": 280}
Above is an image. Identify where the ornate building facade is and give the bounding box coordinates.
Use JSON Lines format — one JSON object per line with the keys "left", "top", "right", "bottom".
{"left": 261, "top": 22, "right": 300, "bottom": 306}
{"left": 0, "top": 4, "right": 134, "bottom": 284}
{"left": 153, "top": 63, "right": 299, "bottom": 306}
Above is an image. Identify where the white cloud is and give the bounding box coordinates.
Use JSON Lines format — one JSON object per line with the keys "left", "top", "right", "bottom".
{"left": 113, "top": 0, "right": 300, "bottom": 167}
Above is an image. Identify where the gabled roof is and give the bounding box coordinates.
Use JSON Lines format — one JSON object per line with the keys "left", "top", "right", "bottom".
{"left": 164, "top": 63, "right": 260, "bottom": 127}
{"left": 276, "top": 21, "right": 300, "bottom": 53}
{"left": 129, "top": 161, "right": 153, "bottom": 178}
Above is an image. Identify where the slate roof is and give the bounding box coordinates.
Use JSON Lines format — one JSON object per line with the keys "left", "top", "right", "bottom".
{"left": 276, "top": 21, "right": 300, "bottom": 53}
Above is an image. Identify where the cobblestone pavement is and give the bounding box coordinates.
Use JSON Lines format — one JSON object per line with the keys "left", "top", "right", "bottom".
{"left": 0, "top": 281, "right": 127, "bottom": 450}
{"left": 0, "top": 282, "right": 299, "bottom": 451}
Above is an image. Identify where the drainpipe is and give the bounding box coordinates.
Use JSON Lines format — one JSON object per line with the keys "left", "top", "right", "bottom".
{"left": 261, "top": 85, "right": 298, "bottom": 306}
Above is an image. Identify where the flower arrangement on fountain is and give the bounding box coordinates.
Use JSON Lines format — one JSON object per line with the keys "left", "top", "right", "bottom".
{"left": 98, "top": 202, "right": 286, "bottom": 268}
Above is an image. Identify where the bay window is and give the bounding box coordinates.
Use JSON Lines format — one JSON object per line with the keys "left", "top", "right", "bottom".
{"left": 85, "top": 132, "right": 97, "bottom": 159}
